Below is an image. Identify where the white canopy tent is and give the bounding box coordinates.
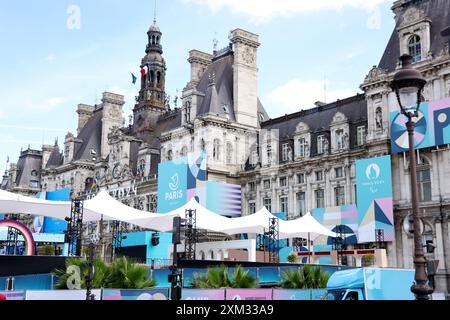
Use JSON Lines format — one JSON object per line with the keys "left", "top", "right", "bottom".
{"left": 0, "top": 189, "right": 101, "bottom": 222}
{"left": 278, "top": 212, "right": 338, "bottom": 240}
{"left": 0, "top": 189, "right": 339, "bottom": 239}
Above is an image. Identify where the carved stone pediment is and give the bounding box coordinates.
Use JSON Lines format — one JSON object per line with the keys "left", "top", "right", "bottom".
{"left": 364, "top": 65, "right": 388, "bottom": 82}
{"left": 401, "top": 7, "right": 428, "bottom": 27}
{"left": 295, "top": 122, "right": 310, "bottom": 134}
{"left": 331, "top": 112, "right": 348, "bottom": 125}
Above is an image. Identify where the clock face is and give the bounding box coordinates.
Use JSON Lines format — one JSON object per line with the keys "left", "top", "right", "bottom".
{"left": 112, "top": 164, "right": 121, "bottom": 179}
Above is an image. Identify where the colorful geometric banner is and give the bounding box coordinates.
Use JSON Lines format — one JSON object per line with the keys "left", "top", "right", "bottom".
{"left": 101, "top": 289, "right": 169, "bottom": 300}
{"left": 356, "top": 155, "right": 394, "bottom": 243}
{"left": 182, "top": 289, "right": 225, "bottom": 300}
{"left": 225, "top": 289, "right": 272, "bottom": 300}
{"left": 272, "top": 289, "right": 327, "bottom": 300}
{"left": 0, "top": 290, "right": 26, "bottom": 300}
{"left": 390, "top": 98, "right": 450, "bottom": 153}
{"left": 25, "top": 290, "right": 102, "bottom": 300}
{"left": 312, "top": 205, "right": 358, "bottom": 245}
{"left": 157, "top": 152, "right": 242, "bottom": 217}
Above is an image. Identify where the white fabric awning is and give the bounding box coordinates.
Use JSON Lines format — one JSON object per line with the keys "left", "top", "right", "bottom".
{"left": 278, "top": 212, "right": 339, "bottom": 239}
{"left": 0, "top": 189, "right": 338, "bottom": 239}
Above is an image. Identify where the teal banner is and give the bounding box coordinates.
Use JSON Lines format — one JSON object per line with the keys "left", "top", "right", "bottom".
{"left": 356, "top": 155, "right": 394, "bottom": 242}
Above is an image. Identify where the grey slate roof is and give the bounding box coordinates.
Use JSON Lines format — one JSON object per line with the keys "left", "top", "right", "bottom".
{"left": 15, "top": 149, "right": 42, "bottom": 188}
{"left": 379, "top": 0, "right": 450, "bottom": 71}
{"left": 195, "top": 51, "right": 270, "bottom": 125}
{"left": 73, "top": 109, "right": 103, "bottom": 161}
{"left": 261, "top": 94, "right": 367, "bottom": 157}
{"left": 46, "top": 145, "right": 63, "bottom": 168}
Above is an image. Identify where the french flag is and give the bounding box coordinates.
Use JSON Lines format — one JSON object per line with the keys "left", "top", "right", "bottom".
{"left": 141, "top": 65, "right": 148, "bottom": 77}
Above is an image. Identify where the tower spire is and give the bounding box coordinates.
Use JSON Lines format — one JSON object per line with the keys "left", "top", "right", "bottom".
{"left": 153, "top": 0, "right": 157, "bottom": 25}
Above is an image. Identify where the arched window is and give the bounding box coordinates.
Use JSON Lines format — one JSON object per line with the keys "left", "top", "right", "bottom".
{"left": 417, "top": 157, "right": 431, "bottom": 202}
{"left": 408, "top": 35, "right": 422, "bottom": 63}
{"left": 167, "top": 150, "right": 173, "bottom": 161}
{"left": 157, "top": 72, "right": 161, "bottom": 85}
{"left": 199, "top": 251, "right": 205, "bottom": 260}
{"left": 31, "top": 170, "right": 39, "bottom": 177}
{"left": 152, "top": 35, "right": 156, "bottom": 45}
{"left": 213, "top": 139, "right": 221, "bottom": 161}
{"left": 226, "top": 143, "right": 233, "bottom": 164}
{"left": 208, "top": 250, "right": 214, "bottom": 260}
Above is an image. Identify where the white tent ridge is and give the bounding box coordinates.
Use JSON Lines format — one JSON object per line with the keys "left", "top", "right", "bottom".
{"left": 0, "top": 189, "right": 340, "bottom": 238}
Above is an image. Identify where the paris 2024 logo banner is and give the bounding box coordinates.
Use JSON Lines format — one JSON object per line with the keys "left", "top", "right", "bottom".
{"left": 356, "top": 155, "right": 394, "bottom": 243}
{"left": 390, "top": 98, "right": 450, "bottom": 153}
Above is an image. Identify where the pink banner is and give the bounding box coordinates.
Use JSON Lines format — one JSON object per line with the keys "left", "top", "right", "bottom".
{"left": 225, "top": 289, "right": 272, "bottom": 300}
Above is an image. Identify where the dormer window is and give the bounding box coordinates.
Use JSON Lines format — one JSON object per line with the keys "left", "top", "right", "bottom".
{"left": 408, "top": 35, "right": 422, "bottom": 63}
{"left": 222, "top": 104, "right": 229, "bottom": 114}
{"left": 259, "top": 114, "right": 265, "bottom": 122}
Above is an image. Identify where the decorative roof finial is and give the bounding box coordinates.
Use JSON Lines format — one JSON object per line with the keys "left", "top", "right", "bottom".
{"left": 153, "top": 0, "right": 157, "bottom": 25}
{"left": 213, "top": 32, "right": 218, "bottom": 52}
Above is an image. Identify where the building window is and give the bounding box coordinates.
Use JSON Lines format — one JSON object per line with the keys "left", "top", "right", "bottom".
{"left": 317, "top": 135, "right": 326, "bottom": 154}
{"left": 357, "top": 126, "right": 366, "bottom": 146}
{"left": 296, "top": 192, "right": 306, "bottom": 217}
{"left": 298, "top": 137, "right": 307, "bottom": 157}
{"left": 213, "top": 139, "right": 221, "bottom": 161}
{"left": 226, "top": 143, "right": 233, "bottom": 164}
{"left": 30, "top": 180, "right": 39, "bottom": 188}
{"left": 408, "top": 35, "right": 422, "bottom": 63}
{"left": 263, "top": 198, "right": 272, "bottom": 212}
{"left": 315, "top": 170, "right": 323, "bottom": 181}
{"left": 249, "top": 201, "right": 256, "bottom": 215}
{"left": 315, "top": 189, "right": 325, "bottom": 208}
{"left": 280, "top": 177, "right": 287, "bottom": 187}
{"left": 335, "top": 186, "right": 345, "bottom": 206}
{"left": 31, "top": 170, "right": 39, "bottom": 177}
{"left": 266, "top": 143, "right": 272, "bottom": 164}
{"left": 249, "top": 182, "right": 256, "bottom": 192}
{"left": 281, "top": 143, "right": 290, "bottom": 162}
{"left": 417, "top": 157, "right": 432, "bottom": 202}
{"left": 280, "top": 196, "right": 288, "bottom": 214}
{"left": 335, "top": 167, "right": 344, "bottom": 179}
{"left": 263, "top": 179, "right": 271, "bottom": 190}
{"left": 297, "top": 173, "right": 305, "bottom": 184}
{"left": 335, "top": 129, "right": 344, "bottom": 150}
{"left": 167, "top": 150, "right": 173, "bottom": 161}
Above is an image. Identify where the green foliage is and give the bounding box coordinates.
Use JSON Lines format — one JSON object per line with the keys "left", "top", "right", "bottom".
{"left": 42, "top": 245, "right": 54, "bottom": 256}
{"left": 362, "top": 254, "right": 375, "bottom": 266}
{"left": 105, "top": 257, "right": 156, "bottom": 289}
{"left": 281, "top": 265, "right": 330, "bottom": 289}
{"left": 287, "top": 252, "right": 299, "bottom": 263}
{"left": 188, "top": 265, "right": 256, "bottom": 289}
{"left": 52, "top": 256, "right": 156, "bottom": 290}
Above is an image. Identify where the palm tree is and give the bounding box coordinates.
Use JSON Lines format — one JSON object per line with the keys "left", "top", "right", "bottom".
{"left": 281, "top": 265, "right": 330, "bottom": 289}
{"left": 53, "top": 256, "right": 156, "bottom": 289}
{"left": 53, "top": 257, "right": 110, "bottom": 289}
{"left": 230, "top": 266, "right": 257, "bottom": 288}
{"left": 105, "top": 257, "right": 156, "bottom": 289}
{"left": 188, "top": 265, "right": 256, "bottom": 289}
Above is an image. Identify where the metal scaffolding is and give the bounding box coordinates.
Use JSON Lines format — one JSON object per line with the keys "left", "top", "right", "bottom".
{"left": 184, "top": 209, "right": 197, "bottom": 261}
{"left": 267, "top": 218, "right": 279, "bottom": 264}
{"left": 66, "top": 199, "right": 84, "bottom": 257}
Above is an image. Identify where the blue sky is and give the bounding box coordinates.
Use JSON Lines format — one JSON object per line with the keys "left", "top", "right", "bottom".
{"left": 0, "top": 0, "right": 395, "bottom": 165}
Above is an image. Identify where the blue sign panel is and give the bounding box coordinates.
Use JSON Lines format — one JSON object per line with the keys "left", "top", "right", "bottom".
{"left": 356, "top": 156, "right": 394, "bottom": 243}
{"left": 42, "top": 188, "right": 70, "bottom": 234}
{"left": 157, "top": 157, "right": 188, "bottom": 213}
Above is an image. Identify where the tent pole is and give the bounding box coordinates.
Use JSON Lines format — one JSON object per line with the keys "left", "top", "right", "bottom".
{"left": 308, "top": 232, "right": 311, "bottom": 265}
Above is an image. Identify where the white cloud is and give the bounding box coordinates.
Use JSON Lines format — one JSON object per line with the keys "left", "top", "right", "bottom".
{"left": 0, "top": 110, "right": 6, "bottom": 120}
{"left": 265, "top": 79, "right": 357, "bottom": 116}
{"left": 184, "top": 0, "right": 388, "bottom": 23}
{"left": 27, "top": 97, "right": 66, "bottom": 112}
{"left": 46, "top": 54, "right": 56, "bottom": 62}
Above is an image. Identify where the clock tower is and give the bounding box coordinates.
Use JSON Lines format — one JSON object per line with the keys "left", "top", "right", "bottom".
{"left": 133, "top": 19, "right": 167, "bottom": 138}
